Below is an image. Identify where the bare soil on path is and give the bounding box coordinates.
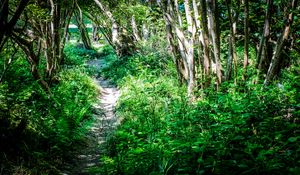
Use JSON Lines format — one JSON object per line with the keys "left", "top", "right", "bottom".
{"left": 62, "top": 58, "right": 120, "bottom": 175}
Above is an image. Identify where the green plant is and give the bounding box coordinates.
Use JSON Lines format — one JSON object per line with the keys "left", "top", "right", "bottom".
{"left": 98, "top": 38, "right": 300, "bottom": 174}
{"left": 0, "top": 44, "right": 100, "bottom": 174}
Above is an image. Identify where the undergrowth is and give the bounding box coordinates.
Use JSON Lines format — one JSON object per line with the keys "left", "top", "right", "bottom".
{"left": 98, "top": 40, "right": 300, "bottom": 175}
{"left": 0, "top": 44, "right": 100, "bottom": 174}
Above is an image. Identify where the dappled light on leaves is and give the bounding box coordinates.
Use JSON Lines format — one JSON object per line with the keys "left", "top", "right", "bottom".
{"left": 0, "top": 0, "right": 299, "bottom": 174}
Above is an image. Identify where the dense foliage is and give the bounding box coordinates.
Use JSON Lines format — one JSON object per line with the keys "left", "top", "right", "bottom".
{"left": 0, "top": 44, "right": 99, "bottom": 174}
{"left": 0, "top": 0, "right": 299, "bottom": 174}
{"left": 96, "top": 38, "right": 300, "bottom": 174}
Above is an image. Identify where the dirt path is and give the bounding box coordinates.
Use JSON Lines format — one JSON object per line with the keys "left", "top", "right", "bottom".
{"left": 62, "top": 59, "right": 120, "bottom": 175}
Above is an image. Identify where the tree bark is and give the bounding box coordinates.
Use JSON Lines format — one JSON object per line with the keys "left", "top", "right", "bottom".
{"left": 165, "top": 15, "right": 185, "bottom": 84}
{"left": 184, "top": 0, "right": 196, "bottom": 96}
{"left": 242, "top": 0, "right": 249, "bottom": 80}
{"left": 207, "top": 0, "right": 222, "bottom": 85}
{"left": 264, "top": 0, "right": 298, "bottom": 86}
{"left": 92, "top": 25, "right": 99, "bottom": 42}
{"left": 162, "top": 0, "right": 188, "bottom": 82}
{"left": 226, "top": 37, "right": 233, "bottom": 81}
{"left": 174, "top": 0, "right": 183, "bottom": 27}
{"left": 256, "top": 0, "right": 272, "bottom": 75}
{"left": 200, "top": 0, "right": 211, "bottom": 87}
{"left": 75, "top": 1, "right": 92, "bottom": 50}
{"left": 142, "top": 23, "right": 149, "bottom": 40}
{"left": 12, "top": 33, "right": 50, "bottom": 92}
{"left": 0, "top": 0, "right": 30, "bottom": 52}
{"left": 93, "top": 0, "right": 136, "bottom": 57}
{"left": 225, "top": 0, "right": 238, "bottom": 84}
{"left": 131, "top": 16, "right": 141, "bottom": 42}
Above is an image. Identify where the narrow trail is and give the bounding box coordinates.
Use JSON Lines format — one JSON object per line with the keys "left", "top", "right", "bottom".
{"left": 63, "top": 58, "right": 120, "bottom": 175}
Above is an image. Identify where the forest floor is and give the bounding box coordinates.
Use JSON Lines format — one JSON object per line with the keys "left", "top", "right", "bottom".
{"left": 62, "top": 54, "right": 120, "bottom": 175}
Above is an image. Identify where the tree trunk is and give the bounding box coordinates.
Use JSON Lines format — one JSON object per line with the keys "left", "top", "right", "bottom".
{"left": 12, "top": 33, "right": 50, "bottom": 92}
{"left": 93, "top": 0, "right": 120, "bottom": 49}
{"left": 173, "top": 0, "right": 189, "bottom": 80}
{"left": 0, "top": 0, "right": 30, "bottom": 52}
{"left": 192, "top": 0, "right": 204, "bottom": 89}
{"left": 61, "top": 5, "right": 75, "bottom": 65}
{"left": 242, "top": 0, "right": 249, "bottom": 80}
{"left": 225, "top": 0, "right": 238, "bottom": 84}
{"left": 75, "top": 2, "right": 92, "bottom": 50}
{"left": 206, "top": 0, "right": 222, "bottom": 85}
{"left": 165, "top": 16, "right": 185, "bottom": 84}
{"left": 256, "top": 0, "right": 272, "bottom": 75}
{"left": 184, "top": 0, "right": 196, "bottom": 96}
{"left": 93, "top": 0, "right": 135, "bottom": 57}
{"left": 162, "top": 0, "right": 188, "bottom": 82}
{"left": 225, "top": 37, "right": 233, "bottom": 81}
{"left": 174, "top": 0, "right": 183, "bottom": 27}
{"left": 264, "top": 0, "right": 297, "bottom": 86}
{"left": 200, "top": 0, "right": 211, "bottom": 87}
{"left": 142, "top": 23, "right": 149, "bottom": 40}
{"left": 131, "top": 16, "right": 141, "bottom": 42}
{"left": 92, "top": 25, "right": 99, "bottom": 42}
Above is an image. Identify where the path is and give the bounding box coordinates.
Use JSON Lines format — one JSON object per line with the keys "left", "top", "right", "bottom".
{"left": 62, "top": 58, "right": 120, "bottom": 175}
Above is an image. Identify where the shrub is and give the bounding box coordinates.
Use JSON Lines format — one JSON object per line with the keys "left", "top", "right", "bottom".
{"left": 64, "top": 44, "right": 100, "bottom": 66}
{"left": 98, "top": 40, "right": 300, "bottom": 174}
{"left": 0, "top": 45, "right": 100, "bottom": 174}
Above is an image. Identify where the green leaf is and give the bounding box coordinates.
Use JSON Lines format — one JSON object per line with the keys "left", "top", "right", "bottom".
{"left": 288, "top": 137, "right": 298, "bottom": 142}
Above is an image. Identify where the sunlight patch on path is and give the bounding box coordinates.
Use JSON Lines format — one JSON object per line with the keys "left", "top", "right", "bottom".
{"left": 62, "top": 57, "right": 120, "bottom": 175}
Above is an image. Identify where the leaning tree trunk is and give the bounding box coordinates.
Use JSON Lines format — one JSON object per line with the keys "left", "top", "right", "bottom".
{"left": 93, "top": 0, "right": 120, "bottom": 49}
{"left": 264, "top": 0, "right": 297, "bottom": 86}
{"left": 131, "top": 16, "right": 141, "bottom": 42}
{"left": 256, "top": 0, "right": 273, "bottom": 76}
{"left": 0, "top": 0, "right": 30, "bottom": 52}
{"left": 207, "top": 0, "right": 222, "bottom": 86}
{"left": 92, "top": 24, "right": 99, "bottom": 42}
{"left": 166, "top": 0, "right": 189, "bottom": 80}
{"left": 75, "top": 1, "right": 92, "bottom": 50}
{"left": 61, "top": 4, "right": 75, "bottom": 65}
{"left": 173, "top": 0, "right": 189, "bottom": 80}
{"left": 12, "top": 33, "right": 50, "bottom": 92}
{"left": 93, "top": 0, "right": 136, "bottom": 57}
{"left": 161, "top": 0, "right": 188, "bottom": 84}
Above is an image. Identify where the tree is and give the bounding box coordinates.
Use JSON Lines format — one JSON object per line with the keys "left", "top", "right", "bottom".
{"left": 75, "top": 0, "right": 92, "bottom": 50}
{"left": 92, "top": 0, "right": 137, "bottom": 57}
{"left": 242, "top": 0, "right": 249, "bottom": 80}
{"left": 256, "top": 0, "right": 273, "bottom": 76}
{"left": 207, "top": 0, "right": 222, "bottom": 85}
{"left": 264, "top": 0, "right": 298, "bottom": 86}
{"left": 10, "top": 0, "right": 75, "bottom": 90}
{"left": 225, "top": 0, "right": 238, "bottom": 84}
{"left": 0, "top": 0, "right": 30, "bottom": 52}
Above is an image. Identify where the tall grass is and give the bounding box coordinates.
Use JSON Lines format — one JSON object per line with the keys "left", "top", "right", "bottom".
{"left": 97, "top": 39, "right": 300, "bottom": 175}
{"left": 0, "top": 44, "right": 100, "bottom": 174}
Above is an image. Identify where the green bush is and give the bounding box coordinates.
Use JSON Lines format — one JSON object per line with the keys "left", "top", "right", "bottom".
{"left": 0, "top": 45, "right": 100, "bottom": 174}
{"left": 43, "top": 69, "right": 99, "bottom": 147}
{"left": 99, "top": 40, "right": 300, "bottom": 174}
{"left": 64, "top": 44, "right": 100, "bottom": 66}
